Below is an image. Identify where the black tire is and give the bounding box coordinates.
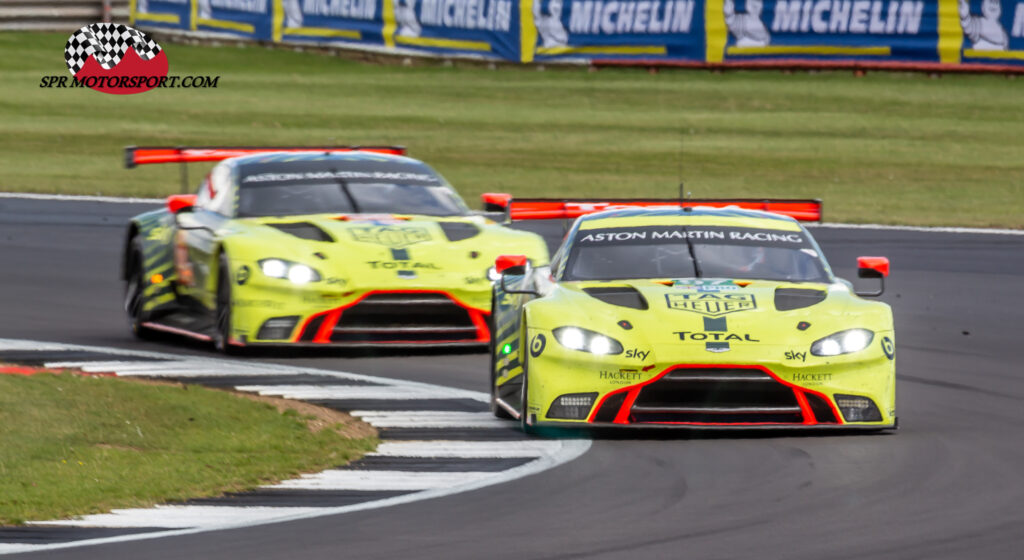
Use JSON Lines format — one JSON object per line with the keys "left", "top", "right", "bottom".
{"left": 519, "top": 347, "right": 538, "bottom": 435}
{"left": 489, "top": 292, "right": 513, "bottom": 420}
{"left": 123, "top": 238, "right": 154, "bottom": 339}
{"left": 213, "top": 253, "right": 238, "bottom": 354}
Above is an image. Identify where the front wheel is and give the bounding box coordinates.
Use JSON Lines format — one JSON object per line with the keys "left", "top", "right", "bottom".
{"left": 519, "top": 350, "right": 537, "bottom": 435}
{"left": 212, "top": 253, "right": 238, "bottom": 354}
{"left": 124, "top": 237, "right": 154, "bottom": 339}
{"left": 489, "top": 293, "right": 513, "bottom": 420}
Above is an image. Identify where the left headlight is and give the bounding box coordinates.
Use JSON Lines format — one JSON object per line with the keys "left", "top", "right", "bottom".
{"left": 258, "top": 258, "right": 321, "bottom": 285}
{"left": 810, "top": 328, "right": 874, "bottom": 357}
{"left": 553, "top": 326, "right": 624, "bottom": 355}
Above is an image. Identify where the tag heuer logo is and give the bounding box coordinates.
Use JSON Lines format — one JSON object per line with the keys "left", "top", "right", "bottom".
{"left": 349, "top": 226, "right": 431, "bottom": 248}
{"left": 665, "top": 293, "right": 757, "bottom": 317}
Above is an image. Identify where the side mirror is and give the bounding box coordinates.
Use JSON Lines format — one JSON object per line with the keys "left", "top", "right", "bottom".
{"left": 495, "top": 254, "right": 527, "bottom": 275}
{"left": 481, "top": 192, "right": 512, "bottom": 212}
{"left": 167, "top": 194, "right": 196, "bottom": 214}
{"left": 855, "top": 256, "right": 889, "bottom": 297}
{"left": 496, "top": 255, "right": 540, "bottom": 296}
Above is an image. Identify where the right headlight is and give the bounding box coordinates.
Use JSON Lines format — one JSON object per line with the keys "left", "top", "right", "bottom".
{"left": 553, "top": 326, "right": 624, "bottom": 355}
{"left": 810, "top": 328, "right": 874, "bottom": 357}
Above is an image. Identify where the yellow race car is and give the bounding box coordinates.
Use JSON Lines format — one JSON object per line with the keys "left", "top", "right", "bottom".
{"left": 489, "top": 203, "right": 895, "bottom": 431}
{"left": 121, "top": 146, "right": 548, "bottom": 351}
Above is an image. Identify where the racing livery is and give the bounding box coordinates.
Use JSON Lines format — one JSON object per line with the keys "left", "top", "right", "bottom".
{"left": 490, "top": 205, "right": 895, "bottom": 431}
{"left": 122, "top": 146, "right": 548, "bottom": 351}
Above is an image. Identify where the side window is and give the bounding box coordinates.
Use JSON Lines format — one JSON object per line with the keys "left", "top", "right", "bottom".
{"left": 201, "top": 163, "right": 235, "bottom": 217}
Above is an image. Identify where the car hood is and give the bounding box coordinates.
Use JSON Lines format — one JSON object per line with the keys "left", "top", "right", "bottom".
{"left": 228, "top": 213, "right": 548, "bottom": 290}
{"left": 538, "top": 278, "right": 880, "bottom": 349}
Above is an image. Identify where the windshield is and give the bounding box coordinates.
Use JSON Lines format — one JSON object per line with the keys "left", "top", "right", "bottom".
{"left": 235, "top": 160, "right": 468, "bottom": 218}
{"left": 564, "top": 225, "right": 830, "bottom": 283}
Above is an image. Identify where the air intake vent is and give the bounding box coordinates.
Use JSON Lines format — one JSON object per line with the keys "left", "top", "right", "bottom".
{"left": 774, "top": 288, "right": 826, "bottom": 311}
{"left": 439, "top": 222, "right": 480, "bottom": 242}
{"left": 583, "top": 286, "right": 648, "bottom": 310}
{"left": 269, "top": 223, "right": 333, "bottom": 242}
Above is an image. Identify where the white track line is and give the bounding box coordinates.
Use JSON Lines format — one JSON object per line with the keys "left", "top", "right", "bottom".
{"left": 270, "top": 470, "right": 497, "bottom": 491}
{"left": 371, "top": 440, "right": 564, "bottom": 458}
{"left": 351, "top": 411, "right": 510, "bottom": 428}
{"left": 234, "top": 384, "right": 472, "bottom": 401}
{"left": 0, "top": 192, "right": 162, "bottom": 204}
{"left": 0, "top": 338, "right": 591, "bottom": 554}
{"left": 1, "top": 192, "right": 1022, "bottom": 235}
{"left": 32, "top": 506, "right": 324, "bottom": 530}
{"left": 0, "top": 545, "right": 43, "bottom": 555}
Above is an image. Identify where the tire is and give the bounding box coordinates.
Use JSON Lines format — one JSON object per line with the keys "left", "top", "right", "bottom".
{"left": 212, "top": 253, "right": 238, "bottom": 354}
{"left": 519, "top": 348, "right": 538, "bottom": 435}
{"left": 489, "top": 292, "right": 513, "bottom": 419}
{"left": 123, "top": 237, "right": 154, "bottom": 339}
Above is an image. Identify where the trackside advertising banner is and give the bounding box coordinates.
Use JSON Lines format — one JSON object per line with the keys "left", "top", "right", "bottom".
{"left": 131, "top": 0, "right": 193, "bottom": 30}
{"left": 523, "top": 0, "right": 706, "bottom": 62}
{"left": 132, "top": 0, "right": 1024, "bottom": 66}
{"left": 710, "top": 0, "right": 940, "bottom": 63}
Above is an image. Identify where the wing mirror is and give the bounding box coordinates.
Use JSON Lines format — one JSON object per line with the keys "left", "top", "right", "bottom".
{"left": 496, "top": 254, "right": 540, "bottom": 296}
{"left": 166, "top": 194, "right": 196, "bottom": 214}
{"left": 481, "top": 193, "right": 512, "bottom": 212}
{"left": 855, "top": 256, "right": 889, "bottom": 297}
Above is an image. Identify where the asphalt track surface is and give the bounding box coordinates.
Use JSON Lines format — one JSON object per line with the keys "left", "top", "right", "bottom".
{"left": 2, "top": 197, "right": 1023, "bottom": 559}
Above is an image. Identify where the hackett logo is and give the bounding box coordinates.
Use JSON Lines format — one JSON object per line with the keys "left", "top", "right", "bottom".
{"left": 665, "top": 292, "right": 757, "bottom": 317}
{"left": 64, "top": 23, "right": 168, "bottom": 94}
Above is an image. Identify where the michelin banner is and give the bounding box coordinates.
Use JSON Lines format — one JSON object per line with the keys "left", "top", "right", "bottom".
{"left": 523, "top": 0, "right": 706, "bottom": 62}
{"left": 132, "top": 0, "right": 1024, "bottom": 66}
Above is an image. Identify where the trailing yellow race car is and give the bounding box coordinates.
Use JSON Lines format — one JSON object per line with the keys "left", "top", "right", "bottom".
{"left": 489, "top": 203, "right": 895, "bottom": 431}
{"left": 121, "top": 146, "right": 548, "bottom": 351}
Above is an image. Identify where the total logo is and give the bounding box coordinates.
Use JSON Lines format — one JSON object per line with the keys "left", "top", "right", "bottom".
{"left": 674, "top": 331, "right": 760, "bottom": 342}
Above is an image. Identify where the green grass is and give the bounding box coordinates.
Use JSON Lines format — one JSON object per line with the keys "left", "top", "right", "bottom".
{"left": 0, "top": 373, "right": 376, "bottom": 525}
{"left": 1, "top": 32, "right": 1022, "bottom": 227}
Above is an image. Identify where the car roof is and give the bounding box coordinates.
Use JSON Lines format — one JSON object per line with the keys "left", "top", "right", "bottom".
{"left": 575, "top": 206, "right": 804, "bottom": 232}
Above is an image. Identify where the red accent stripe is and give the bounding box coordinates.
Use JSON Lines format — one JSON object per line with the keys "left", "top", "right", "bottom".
{"left": 587, "top": 363, "right": 843, "bottom": 426}
{"left": 141, "top": 321, "right": 213, "bottom": 342}
{"left": 294, "top": 289, "right": 490, "bottom": 344}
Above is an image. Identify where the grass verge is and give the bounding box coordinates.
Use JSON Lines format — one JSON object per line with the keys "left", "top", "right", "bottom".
{"left": 0, "top": 371, "right": 377, "bottom": 525}
{"left": 1, "top": 32, "right": 1022, "bottom": 227}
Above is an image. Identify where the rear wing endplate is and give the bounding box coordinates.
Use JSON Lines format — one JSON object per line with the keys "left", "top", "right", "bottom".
{"left": 480, "top": 195, "right": 822, "bottom": 223}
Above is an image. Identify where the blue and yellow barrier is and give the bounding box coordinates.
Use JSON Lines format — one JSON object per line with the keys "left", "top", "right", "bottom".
{"left": 132, "top": 0, "right": 1024, "bottom": 69}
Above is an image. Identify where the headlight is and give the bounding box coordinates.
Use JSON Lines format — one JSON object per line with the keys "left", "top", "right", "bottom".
{"left": 486, "top": 266, "right": 501, "bottom": 282}
{"left": 810, "top": 328, "right": 874, "bottom": 356}
{"left": 553, "top": 326, "right": 623, "bottom": 355}
{"left": 258, "top": 259, "right": 321, "bottom": 284}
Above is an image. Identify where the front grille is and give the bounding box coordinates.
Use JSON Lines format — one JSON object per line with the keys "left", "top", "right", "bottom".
{"left": 629, "top": 367, "right": 805, "bottom": 424}
{"left": 330, "top": 293, "right": 480, "bottom": 343}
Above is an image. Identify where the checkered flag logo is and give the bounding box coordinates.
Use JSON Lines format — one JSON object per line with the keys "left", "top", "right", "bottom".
{"left": 64, "top": 23, "right": 162, "bottom": 75}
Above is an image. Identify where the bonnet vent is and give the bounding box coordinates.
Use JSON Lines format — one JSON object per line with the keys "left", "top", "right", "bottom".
{"left": 774, "top": 288, "right": 827, "bottom": 311}
{"left": 269, "top": 222, "right": 333, "bottom": 242}
{"left": 583, "top": 286, "right": 648, "bottom": 310}
{"left": 439, "top": 222, "right": 480, "bottom": 242}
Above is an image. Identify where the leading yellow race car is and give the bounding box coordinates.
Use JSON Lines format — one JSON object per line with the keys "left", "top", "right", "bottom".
{"left": 489, "top": 203, "right": 895, "bottom": 432}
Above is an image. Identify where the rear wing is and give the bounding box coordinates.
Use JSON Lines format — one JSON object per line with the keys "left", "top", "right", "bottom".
{"left": 124, "top": 145, "right": 406, "bottom": 168}
{"left": 122, "top": 144, "right": 403, "bottom": 195}
{"left": 480, "top": 195, "right": 822, "bottom": 223}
